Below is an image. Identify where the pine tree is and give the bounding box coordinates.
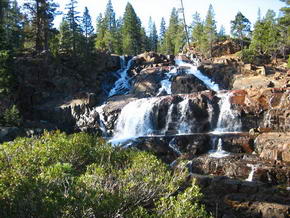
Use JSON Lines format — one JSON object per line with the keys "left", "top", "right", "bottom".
{"left": 279, "top": 0, "right": 290, "bottom": 57}
{"left": 0, "top": 0, "right": 10, "bottom": 49}
{"left": 250, "top": 10, "right": 279, "bottom": 59}
{"left": 59, "top": 18, "right": 72, "bottom": 53}
{"left": 122, "top": 3, "right": 142, "bottom": 55}
{"left": 104, "top": 0, "right": 116, "bottom": 31}
{"left": 81, "top": 7, "right": 94, "bottom": 56}
{"left": 65, "top": 0, "right": 81, "bottom": 55}
{"left": 191, "top": 12, "right": 204, "bottom": 47}
{"left": 230, "top": 12, "right": 251, "bottom": 48}
{"left": 148, "top": 17, "right": 158, "bottom": 51}
{"left": 161, "top": 8, "right": 185, "bottom": 54}
{"left": 218, "top": 25, "right": 226, "bottom": 41}
{"left": 95, "top": 13, "right": 106, "bottom": 51}
{"left": 95, "top": 0, "right": 119, "bottom": 53}
{"left": 158, "top": 17, "right": 166, "bottom": 53}
{"left": 24, "top": 0, "right": 59, "bottom": 52}
{"left": 204, "top": 4, "right": 217, "bottom": 57}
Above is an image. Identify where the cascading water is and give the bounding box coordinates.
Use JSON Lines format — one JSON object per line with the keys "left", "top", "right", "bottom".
{"left": 246, "top": 164, "right": 257, "bottom": 182}
{"left": 214, "top": 92, "right": 242, "bottom": 133}
{"left": 157, "top": 67, "right": 177, "bottom": 95}
{"left": 209, "top": 138, "right": 228, "bottom": 158}
{"left": 175, "top": 59, "right": 220, "bottom": 92}
{"left": 109, "top": 97, "right": 160, "bottom": 144}
{"left": 209, "top": 92, "right": 242, "bottom": 157}
{"left": 177, "top": 98, "right": 191, "bottom": 134}
{"left": 109, "top": 56, "right": 134, "bottom": 97}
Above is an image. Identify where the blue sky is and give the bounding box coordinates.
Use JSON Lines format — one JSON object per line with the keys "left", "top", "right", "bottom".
{"left": 18, "top": 0, "right": 285, "bottom": 34}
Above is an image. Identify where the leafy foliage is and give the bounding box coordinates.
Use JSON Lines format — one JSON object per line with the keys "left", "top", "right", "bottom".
{"left": 0, "top": 131, "right": 210, "bottom": 217}
{"left": 1, "top": 104, "right": 22, "bottom": 126}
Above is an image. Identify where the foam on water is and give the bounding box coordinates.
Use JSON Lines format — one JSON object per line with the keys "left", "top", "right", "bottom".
{"left": 109, "top": 56, "right": 134, "bottom": 97}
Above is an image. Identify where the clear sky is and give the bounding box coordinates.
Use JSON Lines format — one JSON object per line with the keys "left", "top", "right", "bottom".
{"left": 18, "top": 0, "right": 285, "bottom": 34}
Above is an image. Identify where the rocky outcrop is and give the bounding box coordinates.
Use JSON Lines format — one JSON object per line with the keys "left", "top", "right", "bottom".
{"left": 171, "top": 73, "right": 207, "bottom": 94}
{"left": 228, "top": 88, "right": 290, "bottom": 131}
{"left": 212, "top": 39, "right": 245, "bottom": 57}
{"left": 130, "top": 67, "right": 166, "bottom": 97}
{"left": 190, "top": 154, "right": 289, "bottom": 185}
{"left": 198, "top": 60, "right": 239, "bottom": 90}
{"left": 192, "top": 174, "right": 290, "bottom": 218}
{"left": 255, "top": 132, "right": 290, "bottom": 163}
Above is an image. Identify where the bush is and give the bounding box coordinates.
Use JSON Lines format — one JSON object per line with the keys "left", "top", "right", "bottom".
{"left": 2, "top": 104, "right": 22, "bottom": 126}
{"left": 0, "top": 131, "right": 210, "bottom": 217}
{"left": 288, "top": 56, "right": 290, "bottom": 69}
{"left": 239, "top": 48, "right": 256, "bottom": 64}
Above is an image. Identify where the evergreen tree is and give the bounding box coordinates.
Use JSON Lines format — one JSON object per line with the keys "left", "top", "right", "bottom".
{"left": 279, "top": 0, "right": 290, "bottom": 57}
{"left": 24, "top": 0, "right": 59, "bottom": 52}
{"left": 204, "top": 4, "right": 217, "bottom": 57}
{"left": 250, "top": 10, "right": 279, "bottom": 59}
{"left": 230, "top": 12, "right": 251, "bottom": 48}
{"left": 95, "top": 13, "right": 106, "bottom": 51}
{"left": 191, "top": 12, "right": 204, "bottom": 50}
{"left": 95, "top": 0, "right": 119, "bottom": 53}
{"left": 5, "top": 0, "right": 24, "bottom": 51}
{"left": 0, "top": 0, "right": 10, "bottom": 49}
{"left": 161, "top": 8, "right": 185, "bottom": 54}
{"left": 81, "top": 7, "right": 94, "bottom": 56}
{"left": 104, "top": 0, "right": 116, "bottom": 31}
{"left": 122, "top": 3, "right": 142, "bottom": 55}
{"left": 65, "top": 0, "right": 81, "bottom": 55}
{"left": 158, "top": 17, "right": 166, "bottom": 52}
{"left": 148, "top": 17, "right": 158, "bottom": 51}
{"left": 59, "top": 18, "right": 72, "bottom": 53}
{"left": 218, "top": 25, "right": 226, "bottom": 41}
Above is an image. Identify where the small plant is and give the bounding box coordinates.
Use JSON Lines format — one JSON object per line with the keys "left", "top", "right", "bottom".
{"left": 287, "top": 56, "right": 290, "bottom": 69}
{"left": 3, "top": 105, "right": 22, "bottom": 126}
{"left": 239, "top": 48, "right": 256, "bottom": 64}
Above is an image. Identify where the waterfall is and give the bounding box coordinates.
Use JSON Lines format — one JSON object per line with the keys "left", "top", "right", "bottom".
{"left": 246, "top": 164, "right": 257, "bottom": 182}
{"left": 209, "top": 92, "right": 241, "bottom": 157}
{"left": 157, "top": 67, "right": 177, "bottom": 95}
{"left": 175, "top": 59, "right": 220, "bottom": 92}
{"left": 214, "top": 92, "right": 242, "bottom": 133}
{"left": 110, "top": 97, "right": 160, "bottom": 144}
{"left": 177, "top": 98, "right": 191, "bottom": 134}
{"left": 209, "top": 138, "right": 229, "bottom": 158}
{"left": 109, "top": 56, "right": 134, "bottom": 97}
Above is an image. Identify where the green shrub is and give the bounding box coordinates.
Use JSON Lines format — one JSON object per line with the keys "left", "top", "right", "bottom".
{"left": 288, "top": 56, "right": 290, "bottom": 69}
{"left": 0, "top": 131, "right": 210, "bottom": 217}
{"left": 2, "top": 104, "right": 22, "bottom": 126}
{"left": 239, "top": 48, "right": 256, "bottom": 64}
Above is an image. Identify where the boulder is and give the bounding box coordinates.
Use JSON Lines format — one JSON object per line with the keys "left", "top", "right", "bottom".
{"left": 171, "top": 74, "right": 207, "bottom": 94}
{"left": 0, "top": 127, "right": 26, "bottom": 143}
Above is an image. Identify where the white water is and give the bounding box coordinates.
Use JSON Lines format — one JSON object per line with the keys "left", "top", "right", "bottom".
{"left": 109, "top": 56, "right": 134, "bottom": 97}
{"left": 246, "top": 164, "right": 257, "bottom": 182}
{"left": 177, "top": 98, "right": 191, "bottom": 134}
{"left": 157, "top": 67, "right": 177, "bottom": 95}
{"left": 209, "top": 138, "right": 229, "bottom": 158}
{"left": 175, "top": 59, "right": 220, "bottom": 92}
{"left": 110, "top": 97, "right": 159, "bottom": 144}
{"left": 213, "top": 92, "right": 242, "bottom": 133}
{"left": 168, "top": 138, "right": 182, "bottom": 156}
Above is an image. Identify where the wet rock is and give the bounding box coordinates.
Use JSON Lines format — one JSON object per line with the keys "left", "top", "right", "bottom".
{"left": 130, "top": 67, "right": 164, "bottom": 97}
{"left": 190, "top": 154, "right": 289, "bottom": 185}
{"left": 171, "top": 74, "right": 207, "bottom": 94}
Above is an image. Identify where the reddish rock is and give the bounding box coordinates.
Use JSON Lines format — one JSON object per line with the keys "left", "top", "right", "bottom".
{"left": 255, "top": 132, "right": 290, "bottom": 163}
